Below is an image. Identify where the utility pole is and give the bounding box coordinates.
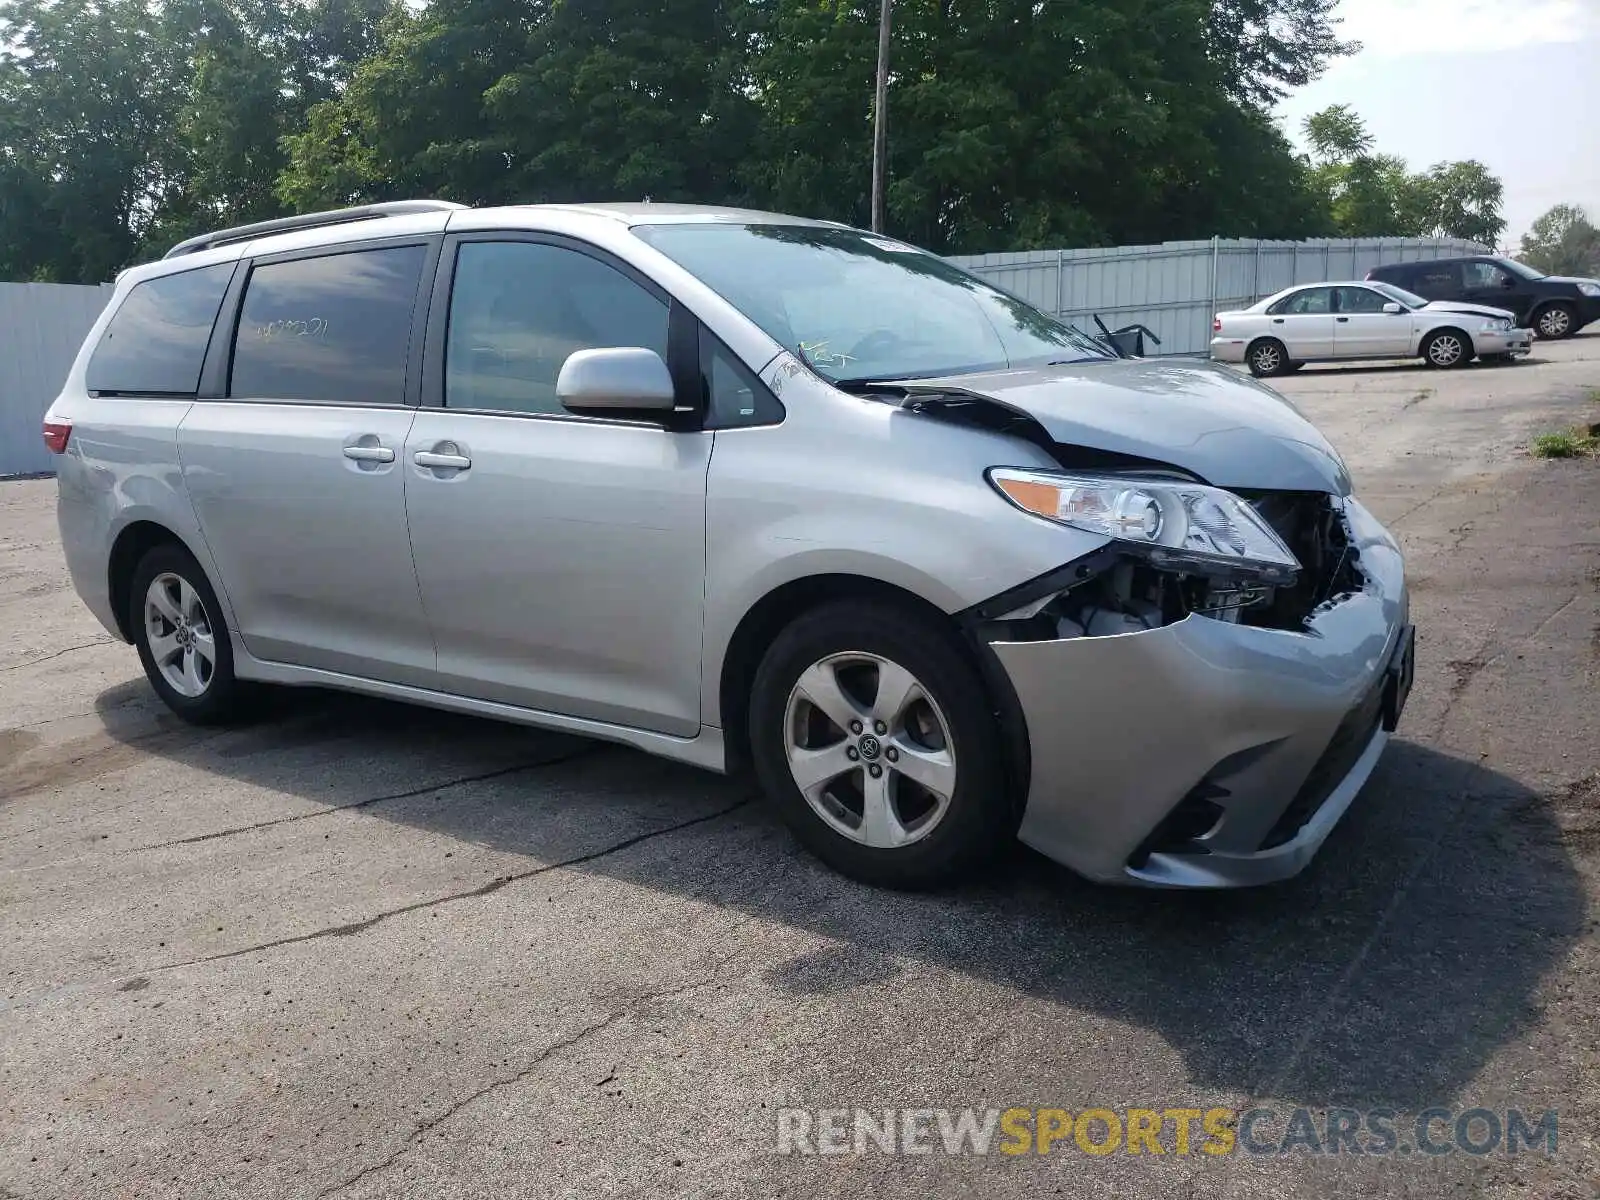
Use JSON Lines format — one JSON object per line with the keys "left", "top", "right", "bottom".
{"left": 871, "top": 0, "right": 892, "bottom": 232}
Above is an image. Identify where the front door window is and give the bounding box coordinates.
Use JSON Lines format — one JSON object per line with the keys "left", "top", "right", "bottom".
{"left": 444, "top": 242, "right": 669, "bottom": 415}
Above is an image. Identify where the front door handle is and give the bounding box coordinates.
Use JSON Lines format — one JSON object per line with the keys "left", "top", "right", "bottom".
{"left": 343, "top": 444, "right": 396, "bottom": 463}
{"left": 415, "top": 450, "right": 472, "bottom": 470}
{"left": 1336, "top": 316, "right": 1350, "bottom": 323}
{"left": 1272, "top": 318, "right": 1285, "bottom": 324}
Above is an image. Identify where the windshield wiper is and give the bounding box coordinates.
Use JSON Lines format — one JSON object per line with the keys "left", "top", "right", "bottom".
{"left": 830, "top": 376, "right": 901, "bottom": 394}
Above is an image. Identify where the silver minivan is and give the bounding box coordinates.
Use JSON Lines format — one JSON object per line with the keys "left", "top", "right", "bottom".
{"left": 45, "top": 201, "right": 1413, "bottom": 889}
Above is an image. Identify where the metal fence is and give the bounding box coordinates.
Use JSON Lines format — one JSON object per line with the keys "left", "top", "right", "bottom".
{"left": 948, "top": 237, "right": 1487, "bottom": 358}
{"left": 0, "top": 282, "right": 113, "bottom": 477}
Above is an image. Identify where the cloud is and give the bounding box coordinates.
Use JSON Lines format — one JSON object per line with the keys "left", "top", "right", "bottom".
{"left": 1332, "top": 0, "right": 1599, "bottom": 56}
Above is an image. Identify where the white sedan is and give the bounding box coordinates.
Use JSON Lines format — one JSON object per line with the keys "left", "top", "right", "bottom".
{"left": 1211, "top": 280, "right": 1533, "bottom": 377}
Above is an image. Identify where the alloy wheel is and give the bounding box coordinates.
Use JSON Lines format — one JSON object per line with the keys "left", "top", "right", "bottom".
{"left": 1537, "top": 307, "right": 1572, "bottom": 338}
{"left": 144, "top": 572, "right": 216, "bottom": 698}
{"left": 783, "top": 652, "right": 956, "bottom": 848}
{"left": 1428, "top": 334, "right": 1464, "bottom": 367}
{"left": 1251, "top": 343, "right": 1281, "bottom": 374}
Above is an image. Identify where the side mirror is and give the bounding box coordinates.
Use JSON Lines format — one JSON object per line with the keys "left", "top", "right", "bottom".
{"left": 1382, "top": 302, "right": 1404, "bottom": 315}
{"left": 557, "top": 347, "right": 676, "bottom": 413}
{"left": 1502, "top": 275, "right": 1517, "bottom": 288}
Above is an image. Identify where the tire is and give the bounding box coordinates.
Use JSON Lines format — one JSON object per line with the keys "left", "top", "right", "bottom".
{"left": 129, "top": 543, "right": 253, "bottom": 725}
{"left": 748, "top": 600, "right": 1013, "bottom": 889}
{"left": 1422, "top": 328, "right": 1470, "bottom": 369}
{"left": 1247, "top": 338, "right": 1289, "bottom": 377}
{"left": 1533, "top": 302, "right": 1576, "bottom": 340}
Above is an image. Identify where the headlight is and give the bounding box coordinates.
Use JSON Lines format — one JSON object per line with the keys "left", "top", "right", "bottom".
{"left": 1578, "top": 282, "right": 1600, "bottom": 298}
{"left": 1479, "top": 318, "right": 1511, "bottom": 332}
{"left": 988, "top": 468, "right": 1300, "bottom": 582}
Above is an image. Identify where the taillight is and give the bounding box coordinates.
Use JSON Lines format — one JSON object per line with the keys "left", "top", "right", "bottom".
{"left": 1212, "top": 316, "right": 1222, "bottom": 332}
{"left": 42, "top": 419, "right": 72, "bottom": 454}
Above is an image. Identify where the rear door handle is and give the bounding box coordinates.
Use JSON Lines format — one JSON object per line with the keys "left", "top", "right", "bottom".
{"left": 1336, "top": 316, "right": 1350, "bottom": 323}
{"left": 414, "top": 450, "right": 472, "bottom": 470}
{"left": 343, "top": 444, "right": 395, "bottom": 463}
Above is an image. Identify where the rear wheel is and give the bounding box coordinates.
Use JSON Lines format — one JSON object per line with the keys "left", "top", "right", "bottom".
{"left": 1247, "top": 338, "right": 1289, "bottom": 377}
{"left": 1422, "top": 328, "right": 1470, "bottom": 369}
{"left": 748, "top": 600, "right": 1013, "bottom": 888}
{"left": 1533, "top": 302, "right": 1576, "bottom": 340}
{"left": 130, "top": 544, "right": 253, "bottom": 725}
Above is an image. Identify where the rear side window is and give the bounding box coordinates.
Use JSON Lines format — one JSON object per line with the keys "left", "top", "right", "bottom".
{"left": 1411, "top": 263, "right": 1460, "bottom": 298}
{"left": 86, "top": 263, "right": 232, "bottom": 395}
{"left": 230, "top": 245, "right": 426, "bottom": 404}
{"left": 1269, "top": 288, "right": 1333, "bottom": 315}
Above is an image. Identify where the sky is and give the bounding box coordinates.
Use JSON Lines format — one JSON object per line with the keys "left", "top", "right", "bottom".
{"left": 1275, "top": 0, "right": 1600, "bottom": 249}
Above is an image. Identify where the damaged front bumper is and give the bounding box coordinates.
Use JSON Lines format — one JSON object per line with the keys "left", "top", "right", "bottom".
{"left": 986, "top": 497, "right": 1410, "bottom": 887}
{"left": 1475, "top": 327, "right": 1533, "bottom": 357}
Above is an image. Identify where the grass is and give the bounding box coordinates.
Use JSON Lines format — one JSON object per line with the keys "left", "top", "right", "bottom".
{"left": 1531, "top": 429, "right": 1599, "bottom": 458}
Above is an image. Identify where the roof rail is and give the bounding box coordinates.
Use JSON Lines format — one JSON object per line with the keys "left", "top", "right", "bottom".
{"left": 162, "top": 200, "right": 468, "bottom": 259}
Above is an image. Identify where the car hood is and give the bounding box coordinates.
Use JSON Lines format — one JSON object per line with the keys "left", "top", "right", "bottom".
{"left": 1543, "top": 275, "right": 1600, "bottom": 287}
{"left": 1422, "top": 300, "right": 1516, "bottom": 320}
{"left": 900, "top": 358, "right": 1352, "bottom": 495}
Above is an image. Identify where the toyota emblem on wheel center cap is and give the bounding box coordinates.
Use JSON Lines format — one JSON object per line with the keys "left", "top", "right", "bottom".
{"left": 857, "top": 734, "right": 882, "bottom": 760}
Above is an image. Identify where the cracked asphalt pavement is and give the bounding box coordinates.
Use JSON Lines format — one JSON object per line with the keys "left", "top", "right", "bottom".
{"left": 2, "top": 339, "right": 1598, "bottom": 1198}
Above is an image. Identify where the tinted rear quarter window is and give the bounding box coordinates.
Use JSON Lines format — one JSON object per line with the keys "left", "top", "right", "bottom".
{"left": 230, "top": 245, "right": 426, "bottom": 404}
{"left": 86, "top": 263, "right": 233, "bottom": 395}
{"left": 1411, "top": 263, "right": 1460, "bottom": 298}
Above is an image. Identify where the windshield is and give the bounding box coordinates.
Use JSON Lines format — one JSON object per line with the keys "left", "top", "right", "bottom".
{"left": 633, "top": 223, "right": 1111, "bottom": 382}
{"left": 1370, "top": 281, "right": 1429, "bottom": 309}
{"left": 1499, "top": 258, "right": 1545, "bottom": 281}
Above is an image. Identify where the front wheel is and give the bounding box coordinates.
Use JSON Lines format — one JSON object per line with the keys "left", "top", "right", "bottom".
{"left": 1533, "top": 302, "right": 1576, "bottom": 340}
{"left": 1422, "top": 328, "right": 1470, "bottom": 369}
{"left": 130, "top": 544, "right": 254, "bottom": 725}
{"left": 748, "top": 601, "right": 1014, "bottom": 888}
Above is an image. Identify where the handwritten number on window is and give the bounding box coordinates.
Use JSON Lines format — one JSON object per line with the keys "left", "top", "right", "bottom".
{"left": 257, "top": 317, "right": 329, "bottom": 342}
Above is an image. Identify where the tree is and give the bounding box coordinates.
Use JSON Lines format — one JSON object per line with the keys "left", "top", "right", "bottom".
{"left": 1299, "top": 105, "right": 1504, "bottom": 243}
{"left": 0, "top": 0, "right": 392, "bottom": 282}
{"left": 1519, "top": 204, "right": 1600, "bottom": 277}
{"left": 141, "top": 0, "right": 395, "bottom": 255}
{"left": 729, "top": 0, "right": 1348, "bottom": 251}
{"left": 1302, "top": 102, "right": 1372, "bottom": 163}
{"left": 6, "top": 0, "right": 1361, "bottom": 277}
{"left": 281, "top": 0, "right": 761, "bottom": 211}
{"left": 0, "top": 0, "right": 186, "bottom": 282}
{"left": 1413, "top": 160, "right": 1504, "bottom": 246}
{"left": 1204, "top": 0, "right": 1352, "bottom": 107}
{"left": 282, "top": 0, "right": 1352, "bottom": 255}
